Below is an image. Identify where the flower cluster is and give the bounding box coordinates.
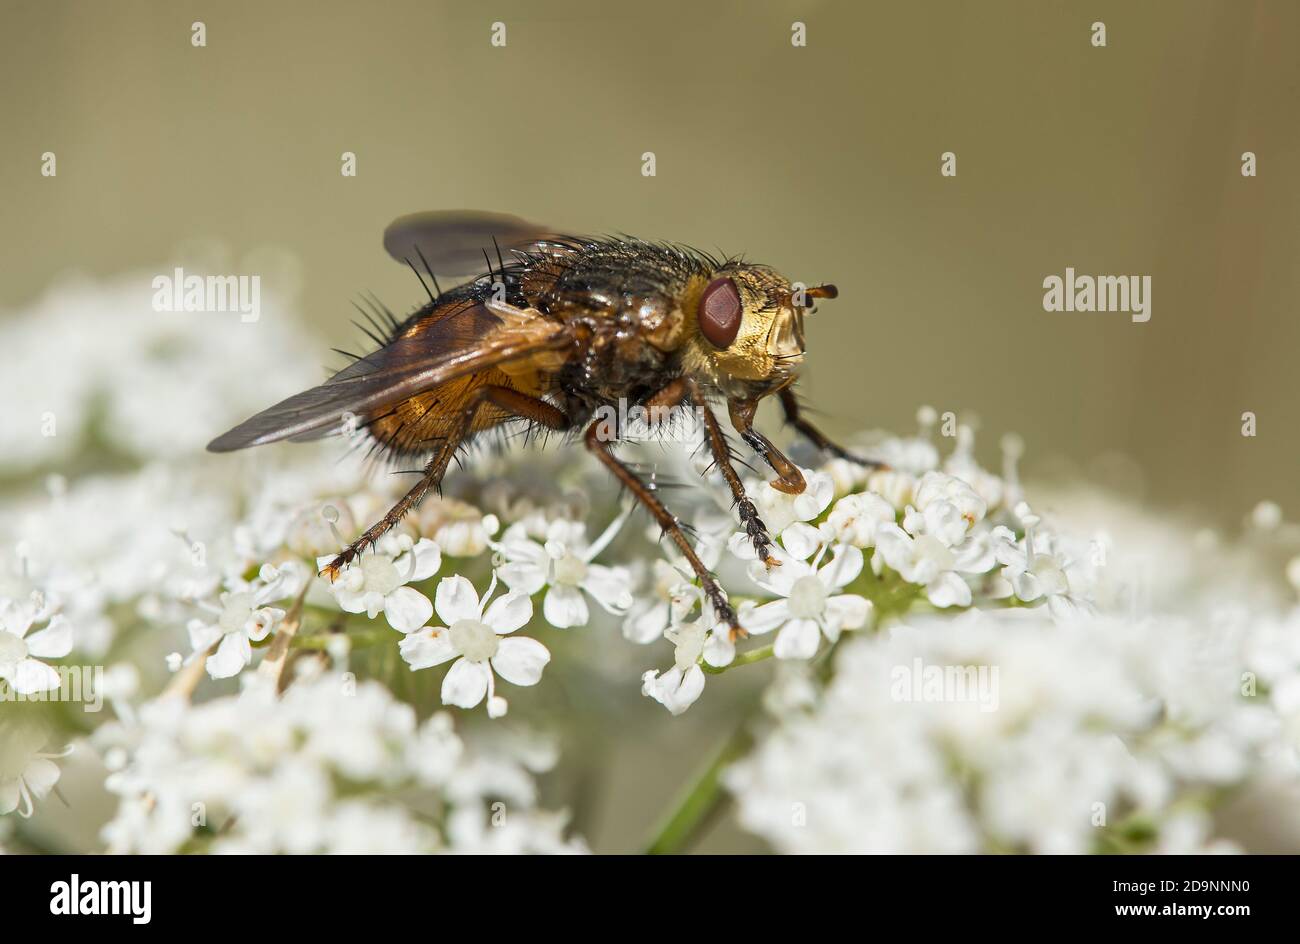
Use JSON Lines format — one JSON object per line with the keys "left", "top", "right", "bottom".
{"left": 6, "top": 266, "right": 1300, "bottom": 855}
{"left": 96, "top": 665, "right": 583, "bottom": 854}
{"left": 726, "top": 606, "right": 1300, "bottom": 853}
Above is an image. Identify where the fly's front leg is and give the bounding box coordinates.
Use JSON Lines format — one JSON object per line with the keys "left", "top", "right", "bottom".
{"left": 779, "top": 388, "right": 887, "bottom": 470}
{"left": 585, "top": 409, "right": 745, "bottom": 640}
{"left": 728, "top": 397, "right": 806, "bottom": 495}
{"left": 681, "top": 380, "right": 779, "bottom": 568}
{"left": 321, "top": 387, "right": 571, "bottom": 581}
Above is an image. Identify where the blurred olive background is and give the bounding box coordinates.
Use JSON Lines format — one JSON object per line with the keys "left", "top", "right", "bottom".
{"left": 3, "top": 0, "right": 1297, "bottom": 518}
{"left": 2, "top": 0, "right": 1298, "bottom": 852}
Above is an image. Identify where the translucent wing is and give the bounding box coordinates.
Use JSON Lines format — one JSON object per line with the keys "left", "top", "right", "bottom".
{"left": 206, "top": 298, "right": 567, "bottom": 452}
{"left": 383, "top": 210, "right": 565, "bottom": 277}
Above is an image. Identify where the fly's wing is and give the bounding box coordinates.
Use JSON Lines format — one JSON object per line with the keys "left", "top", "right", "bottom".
{"left": 383, "top": 210, "right": 574, "bottom": 277}
{"left": 206, "top": 298, "right": 568, "bottom": 452}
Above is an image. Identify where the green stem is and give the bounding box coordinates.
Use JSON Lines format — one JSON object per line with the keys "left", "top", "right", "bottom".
{"left": 701, "top": 643, "right": 774, "bottom": 675}
{"left": 642, "top": 717, "right": 754, "bottom": 855}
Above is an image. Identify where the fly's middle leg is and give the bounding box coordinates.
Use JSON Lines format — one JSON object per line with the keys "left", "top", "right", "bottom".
{"left": 584, "top": 412, "right": 745, "bottom": 640}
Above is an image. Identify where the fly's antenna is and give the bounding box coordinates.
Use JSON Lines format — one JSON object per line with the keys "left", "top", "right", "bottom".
{"left": 414, "top": 245, "right": 442, "bottom": 297}
{"left": 404, "top": 256, "right": 435, "bottom": 302}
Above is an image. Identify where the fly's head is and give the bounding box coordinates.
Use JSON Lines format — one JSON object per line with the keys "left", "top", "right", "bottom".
{"left": 683, "top": 262, "right": 836, "bottom": 392}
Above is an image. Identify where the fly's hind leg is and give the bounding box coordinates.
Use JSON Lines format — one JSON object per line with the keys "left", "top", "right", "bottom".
{"left": 321, "top": 387, "right": 570, "bottom": 581}
{"left": 778, "top": 388, "right": 888, "bottom": 470}
{"left": 584, "top": 411, "right": 746, "bottom": 640}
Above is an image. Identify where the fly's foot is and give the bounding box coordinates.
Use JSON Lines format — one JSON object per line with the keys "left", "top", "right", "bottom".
{"left": 703, "top": 584, "right": 747, "bottom": 642}
{"left": 320, "top": 544, "right": 362, "bottom": 582}
{"left": 738, "top": 499, "right": 780, "bottom": 569}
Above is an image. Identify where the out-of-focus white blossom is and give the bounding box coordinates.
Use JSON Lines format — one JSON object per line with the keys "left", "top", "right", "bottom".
{"left": 0, "top": 722, "right": 70, "bottom": 818}
{"left": 727, "top": 608, "right": 1300, "bottom": 854}
{"left": 0, "top": 599, "right": 73, "bottom": 694}
{"left": 97, "top": 667, "right": 583, "bottom": 853}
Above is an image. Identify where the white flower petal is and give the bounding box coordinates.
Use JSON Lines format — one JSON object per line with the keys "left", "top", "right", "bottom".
{"left": 642, "top": 665, "right": 705, "bottom": 715}
{"left": 790, "top": 470, "right": 835, "bottom": 521}
{"left": 12, "top": 658, "right": 60, "bottom": 694}
{"left": 483, "top": 590, "right": 533, "bottom": 635}
{"left": 703, "top": 631, "right": 735, "bottom": 668}
{"left": 434, "top": 575, "right": 481, "bottom": 625}
{"left": 206, "top": 632, "right": 252, "bottom": 679}
{"left": 781, "top": 522, "right": 823, "bottom": 560}
{"left": 399, "top": 538, "right": 443, "bottom": 582}
{"left": 187, "top": 620, "right": 221, "bottom": 654}
{"left": 399, "top": 628, "right": 457, "bottom": 670}
{"left": 623, "top": 602, "right": 669, "bottom": 644}
{"left": 727, "top": 530, "right": 758, "bottom": 561}
{"left": 384, "top": 586, "right": 434, "bottom": 633}
{"left": 441, "top": 658, "right": 490, "bottom": 709}
{"left": 0, "top": 780, "right": 20, "bottom": 815}
{"left": 926, "top": 571, "right": 972, "bottom": 608}
{"left": 743, "top": 599, "right": 790, "bottom": 636}
{"left": 774, "top": 619, "right": 821, "bottom": 660}
{"left": 332, "top": 586, "right": 370, "bottom": 614}
{"left": 24, "top": 616, "right": 73, "bottom": 659}
{"left": 818, "top": 544, "right": 864, "bottom": 591}
{"left": 362, "top": 590, "right": 386, "bottom": 620}
{"left": 747, "top": 550, "right": 810, "bottom": 596}
{"left": 496, "top": 561, "right": 548, "bottom": 594}
{"left": 543, "top": 584, "right": 589, "bottom": 628}
{"left": 825, "top": 594, "right": 872, "bottom": 631}
{"left": 22, "top": 758, "right": 61, "bottom": 800}
{"left": 582, "top": 565, "right": 634, "bottom": 613}
{"left": 491, "top": 637, "right": 551, "bottom": 686}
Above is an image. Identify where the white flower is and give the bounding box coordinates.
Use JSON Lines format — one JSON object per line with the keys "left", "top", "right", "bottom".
{"left": 622, "top": 560, "right": 702, "bottom": 644}
{"left": 187, "top": 564, "right": 304, "bottom": 679}
{"left": 399, "top": 575, "right": 549, "bottom": 718}
{"left": 728, "top": 467, "right": 835, "bottom": 561}
{"left": 875, "top": 475, "right": 995, "bottom": 608}
{"left": 417, "top": 497, "right": 498, "bottom": 557}
{"left": 317, "top": 536, "right": 441, "bottom": 632}
{"left": 990, "top": 518, "right": 1093, "bottom": 620}
{"left": 745, "top": 544, "right": 873, "bottom": 659}
{"left": 97, "top": 670, "right": 583, "bottom": 853}
{"left": 728, "top": 609, "right": 1287, "bottom": 854}
{"left": 0, "top": 723, "right": 70, "bottom": 818}
{"left": 642, "top": 617, "right": 711, "bottom": 715}
{"left": 820, "top": 491, "right": 897, "bottom": 549}
{"left": 495, "top": 518, "right": 632, "bottom": 628}
{"left": 912, "top": 470, "right": 987, "bottom": 531}
{"left": 0, "top": 597, "right": 73, "bottom": 694}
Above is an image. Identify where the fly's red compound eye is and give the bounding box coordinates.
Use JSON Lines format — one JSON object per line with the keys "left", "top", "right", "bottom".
{"left": 698, "top": 277, "right": 743, "bottom": 348}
